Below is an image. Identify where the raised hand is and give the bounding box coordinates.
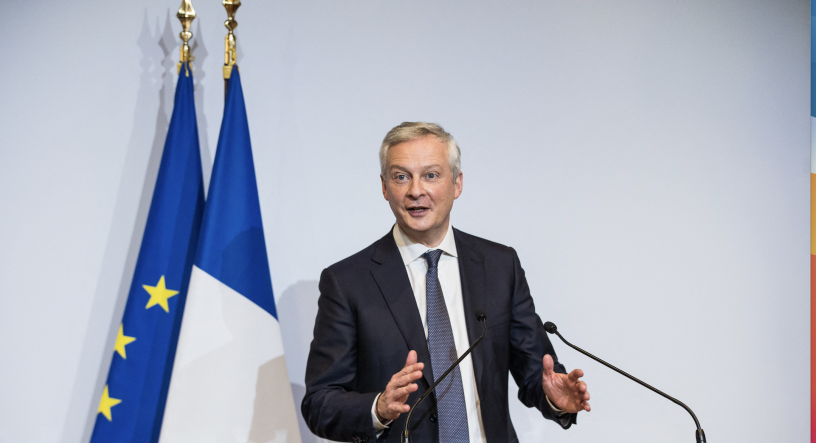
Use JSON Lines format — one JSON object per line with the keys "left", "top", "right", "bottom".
{"left": 541, "top": 354, "right": 591, "bottom": 413}
{"left": 376, "top": 350, "right": 425, "bottom": 422}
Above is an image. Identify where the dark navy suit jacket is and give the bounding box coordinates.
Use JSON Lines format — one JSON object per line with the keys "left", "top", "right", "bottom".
{"left": 302, "top": 228, "right": 576, "bottom": 442}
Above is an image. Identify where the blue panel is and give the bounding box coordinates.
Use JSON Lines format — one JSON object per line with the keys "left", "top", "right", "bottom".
{"left": 812, "top": 61, "right": 816, "bottom": 118}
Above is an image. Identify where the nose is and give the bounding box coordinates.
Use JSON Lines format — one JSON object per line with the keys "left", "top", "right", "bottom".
{"left": 407, "top": 176, "right": 425, "bottom": 200}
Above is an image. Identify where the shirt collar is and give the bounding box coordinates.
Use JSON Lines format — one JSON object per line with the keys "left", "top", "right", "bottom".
{"left": 392, "top": 222, "right": 459, "bottom": 266}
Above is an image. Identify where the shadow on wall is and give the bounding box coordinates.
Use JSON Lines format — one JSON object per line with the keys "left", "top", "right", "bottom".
{"left": 276, "top": 280, "right": 341, "bottom": 443}
{"left": 190, "top": 19, "right": 213, "bottom": 194}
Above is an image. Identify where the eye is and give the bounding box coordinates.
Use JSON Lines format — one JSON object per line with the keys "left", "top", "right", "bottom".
{"left": 427, "top": 173, "right": 436, "bottom": 179}
{"left": 396, "top": 174, "right": 407, "bottom": 181}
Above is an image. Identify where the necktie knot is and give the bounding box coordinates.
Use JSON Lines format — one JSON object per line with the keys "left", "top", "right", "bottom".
{"left": 423, "top": 249, "right": 444, "bottom": 269}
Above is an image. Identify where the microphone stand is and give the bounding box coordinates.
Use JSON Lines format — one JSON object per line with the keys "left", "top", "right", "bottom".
{"left": 543, "top": 321, "right": 706, "bottom": 443}
{"left": 402, "top": 314, "right": 487, "bottom": 443}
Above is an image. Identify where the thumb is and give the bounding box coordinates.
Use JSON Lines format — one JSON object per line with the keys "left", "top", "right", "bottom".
{"left": 405, "top": 350, "right": 417, "bottom": 367}
{"left": 542, "top": 354, "right": 556, "bottom": 376}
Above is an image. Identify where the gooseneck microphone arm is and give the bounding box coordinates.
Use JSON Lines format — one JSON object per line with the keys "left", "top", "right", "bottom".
{"left": 401, "top": 310, "right": 488, "bottom": 443}
{"left": 543, "top": 321, "right": 706, "bottom": 443}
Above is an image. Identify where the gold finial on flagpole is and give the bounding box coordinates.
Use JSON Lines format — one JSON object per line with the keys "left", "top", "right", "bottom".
{"left": 176, "top": 0, "right": 196, "bottom": 75}
{"left": 222, "top": 0, "right": 241, "bottom": 83}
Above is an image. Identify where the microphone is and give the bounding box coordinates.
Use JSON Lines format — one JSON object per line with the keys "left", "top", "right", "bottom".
{"left": 543, "top": 321, "right": 707, "bottom": 443}
{"left": 401, "top": 310, "right": 487, "bottom": 443}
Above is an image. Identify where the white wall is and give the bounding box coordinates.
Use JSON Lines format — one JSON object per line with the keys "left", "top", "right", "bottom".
{"left": 0, "top": 1, "right": 808, "bottom": 442}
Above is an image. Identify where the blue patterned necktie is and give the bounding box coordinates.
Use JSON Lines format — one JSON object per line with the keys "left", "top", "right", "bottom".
{"left": 423, "top": 249, "right": 469, "bottom": 442}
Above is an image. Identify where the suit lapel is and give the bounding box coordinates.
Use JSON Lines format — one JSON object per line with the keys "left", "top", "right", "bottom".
{"left": 370, "top": 230, "right": 433, "bottom": 388}
{"left": 454, "top": 229, "right": 487, "bottom": 393}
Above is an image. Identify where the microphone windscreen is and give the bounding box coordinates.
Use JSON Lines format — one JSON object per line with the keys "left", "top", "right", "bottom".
{"left": 543, "top": 321, "right": 557, "bottom": 334}
{"left": 475, "top": 309, "right": 487, "bottom": 322}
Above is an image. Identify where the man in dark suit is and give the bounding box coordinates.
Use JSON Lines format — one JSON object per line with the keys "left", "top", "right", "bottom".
{"left": 302, "top": 122, "right": 590, "bottom": 442}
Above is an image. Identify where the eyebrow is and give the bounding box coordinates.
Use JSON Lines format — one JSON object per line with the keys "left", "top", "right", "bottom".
{"left": 388, "top": 163, "right": 445, "bottom": 172}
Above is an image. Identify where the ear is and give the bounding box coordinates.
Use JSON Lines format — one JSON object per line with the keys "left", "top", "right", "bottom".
{"left": 453, "top": 171, "right": 463, "bottom": 199}
{"left": 381, "top": 174, "right": 388, "bottom": 201}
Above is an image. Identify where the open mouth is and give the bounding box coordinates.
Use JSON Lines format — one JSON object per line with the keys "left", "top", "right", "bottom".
{"left": 407, "top": 207, "right": 429, "bottom": 216}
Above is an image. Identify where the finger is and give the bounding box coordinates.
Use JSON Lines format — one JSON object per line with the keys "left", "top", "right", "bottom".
{"left": 393, "top": 365, "right": 423, "bottom": 388}
{"left": 393, "top": 375, "right": 420, "bottom": 394}
{"left": 384, "top": 383, "right": 412, "bottom": 403}
{"left": 394, "top": 382, "right": 419, "bottom": 398}
{"left": 396, "top": 369, "right": 424, "bottom": 387}
{"left": 542, "top": 354, "right": 555, "bottom": 376}
{"left": 405, "top": 350, "right": 417, "bottom": 367}
{"left": 397, "top": 360, "right": 423, "bottom": 378}
{"left": 567, "top": 368, "right": 584, "bottom": 383}
{"left": 584, "top": 402, "right": 591, "bottom": 412}
{"left": 385, "top": 401, "right": 411, "bottom": 415}
{"left": 402, "top": 362, "right": 424, "bottom": 374}
{"left": 387, "top": 386, "right": 419, "bottom": 411}
{"left": 387, "top": 375, "right": 409, "bottom": 393}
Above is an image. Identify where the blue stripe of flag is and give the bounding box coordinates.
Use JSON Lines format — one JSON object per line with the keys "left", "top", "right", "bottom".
{"left": 194, "top": 66, "right": 277, "bottom": 319}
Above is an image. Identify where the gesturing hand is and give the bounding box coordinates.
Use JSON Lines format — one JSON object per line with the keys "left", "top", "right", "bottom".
{"left": 377, "top": 350, "right": 425, "bottom": 422}
{"left": 541, "top": 354, "right": 591, "bottom": 413}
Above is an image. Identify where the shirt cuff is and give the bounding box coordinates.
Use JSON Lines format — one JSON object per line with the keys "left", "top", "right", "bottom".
{"left": 372, "top": 392, "right": 393, "bottom": 431}
{"left": 545, "top": 395, "right": 566, "bottom": 416}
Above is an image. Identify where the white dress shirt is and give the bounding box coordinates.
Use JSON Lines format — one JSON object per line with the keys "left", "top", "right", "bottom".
{"left": 372, "top": 223, "right": 487, "bottom": 442}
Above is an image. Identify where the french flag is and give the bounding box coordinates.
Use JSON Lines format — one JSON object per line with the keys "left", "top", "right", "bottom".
{"left": 160, "top": 67, "right": 301, "bottom": 443}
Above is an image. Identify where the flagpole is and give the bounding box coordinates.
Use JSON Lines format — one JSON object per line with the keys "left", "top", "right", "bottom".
{"left": 223, "top": 0, "right": 241, "bottom": 96}
{"left": 176, "top": 0, "right": 196, "bottom": 76}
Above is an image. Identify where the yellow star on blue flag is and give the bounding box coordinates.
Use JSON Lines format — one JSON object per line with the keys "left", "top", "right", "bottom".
{"left": 98, "top": 385, "right": 121, "bottom": 422}
{"left": 143, "top": 276, "right": 179, "bottom": 313}
{"left": 114, "top": 324, "right": 136, "bottom": 359}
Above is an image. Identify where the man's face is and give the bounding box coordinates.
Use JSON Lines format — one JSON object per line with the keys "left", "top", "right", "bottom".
{"left": 381, "top": 136, "right": 463, "bottom": 246}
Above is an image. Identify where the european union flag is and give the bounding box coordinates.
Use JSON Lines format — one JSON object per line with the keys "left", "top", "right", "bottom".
{"left": 90, "top": 62, "right": 204, "bottom": 443}
{"left": 159, "top": 66, "right": 300, "bottom": 442}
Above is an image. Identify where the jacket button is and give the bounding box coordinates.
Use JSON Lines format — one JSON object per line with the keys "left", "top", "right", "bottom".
{"left": 359, "top": 435, "right": 369, "bottom": 443}
{"left": 430, "top": 413, "right": 438, "bottom": 423}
